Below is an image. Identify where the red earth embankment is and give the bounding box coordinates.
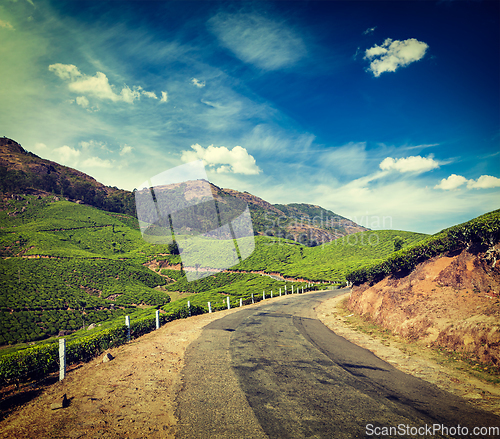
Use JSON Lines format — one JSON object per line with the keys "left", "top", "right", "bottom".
{"left": 348, "top": 245, "right": 500, "bottom": 366}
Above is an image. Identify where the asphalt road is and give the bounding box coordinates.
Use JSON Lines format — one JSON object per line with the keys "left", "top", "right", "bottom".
{"left": 175, "top": 289, "right": 500, "bottom": 438}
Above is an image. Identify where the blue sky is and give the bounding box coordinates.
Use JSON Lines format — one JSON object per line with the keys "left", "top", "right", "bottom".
{"left": 1, "top": 0, "right": 499, "bottom": 234}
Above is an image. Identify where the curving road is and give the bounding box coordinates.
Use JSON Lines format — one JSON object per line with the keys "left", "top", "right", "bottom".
{"left": 175, "top": 289, "right": 500, "bottom": 438}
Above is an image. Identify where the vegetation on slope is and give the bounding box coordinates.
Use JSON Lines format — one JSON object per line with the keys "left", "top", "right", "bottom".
{"left": 0, "top": 195, "right": 170, "bottom": 348}
{"left": 346, "top": 209, "right": 500, "bottom": 286}
{"left": 232, "top": 231, "right": 427, "bottom": 281}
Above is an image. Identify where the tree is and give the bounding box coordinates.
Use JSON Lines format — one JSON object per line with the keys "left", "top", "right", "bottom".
{"left": 168, "top": 242, "right": 181, "bottom": 255}
{"left": 393, "top": 236, "right": 404, "bottom": 252}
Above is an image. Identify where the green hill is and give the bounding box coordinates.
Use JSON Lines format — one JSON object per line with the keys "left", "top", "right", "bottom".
{"left": 231, "top": 230, "right": 427, "bottom": 281}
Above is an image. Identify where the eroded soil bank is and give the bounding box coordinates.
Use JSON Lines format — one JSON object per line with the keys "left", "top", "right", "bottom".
{"left": 347, "top": 245, "right": 500, "bottom": 366}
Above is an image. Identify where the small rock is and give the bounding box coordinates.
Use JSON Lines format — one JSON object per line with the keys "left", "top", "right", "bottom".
{"left": 87, "top": 323, "right": 96, "bottom": 330}
{"left": 50, "top": 394, "right": 68, "bottom": 410}
{"left": 103, "top": 352, "right": 114, "bottom": 363}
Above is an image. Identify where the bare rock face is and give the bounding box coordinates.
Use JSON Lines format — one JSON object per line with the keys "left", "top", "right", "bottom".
{"left": 102, "top": 352, "right": 114, "bottom": 363}
{"left": 50, "top": 394, "right": 68, "bottom": 410}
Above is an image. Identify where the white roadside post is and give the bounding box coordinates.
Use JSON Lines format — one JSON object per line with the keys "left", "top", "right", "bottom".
{"left": 208, "top": 302, "right": 212, "bottom": 313}
{"left": 302, "top": 286, "right": 304, "bottom": 294}
{"left": 284, "top": 285, "right": 287, "bottom": 295}
{"left": 279, "top": 288, "right": 282, "bottom": 297}
{"left": 155, "top": 309, "right": 160, "bottom": 330}
{"left": 59, "top": 339, "right": 66, "bottom": 381}
{"left": 251, "top": 293, "right": 254, "bottom": 304}
{"left": 188, "top": 301, "right": 191, "bottom": 317}
{"left": 125, "top": 316, "right": 130, "bottom": 342}
{"left": 240, "top": 298, "right": 243, "bottom": 307}
{"left": 270, "top": 290, "right": 273, "bottom": 298}
{"left": 227, "top": 296, "right": 230, "bottom": 309}
{"left": 263, "top": 290, "right": 265, "bottom": 300}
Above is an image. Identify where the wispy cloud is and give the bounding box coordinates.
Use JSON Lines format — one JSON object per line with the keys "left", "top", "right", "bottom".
{"left": 364, "top": 38, "right": 428, "bottom": 77}
{"left": 321, "top": 142, "right": 368, "bottom": 177}
{"left": 208, "top": 12, "right": 306, "bottom": 70}
{"left": 181, "top": 144, "right": 261, "bottom": 175}
{"left": 191, "top": 78, "right": 205, "bottom": 88}
{"left": 363, "top": 26, "right": 376, "bottom": 35}
{"left": 0, "top": 20, "right": 15, "bottom": 30}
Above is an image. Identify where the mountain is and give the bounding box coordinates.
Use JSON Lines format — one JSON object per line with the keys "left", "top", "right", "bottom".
{"left": 0, "top": 137, "right": 135, "bottom": 216}
{"left": 0, "top": 137, "right": 367, "bottom": 246}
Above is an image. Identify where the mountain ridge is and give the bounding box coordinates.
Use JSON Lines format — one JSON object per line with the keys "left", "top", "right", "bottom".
{"left": 0, "top": 137, "right": 367, "bottom": 246}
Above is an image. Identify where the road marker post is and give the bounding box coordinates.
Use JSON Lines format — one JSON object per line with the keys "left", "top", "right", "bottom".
{"left": 125, "top": 316, "right": 130, "bottom": 342}
{"left": 188, "top": 300, "right": 191, "bottom": 317}
{"left": 240, "top": 298, "right": 243, "bottom": 307}
{"left": 155, "top": 309, "right": 160, "bottom": 330}
{"left": 208, "top": 302, "right": 212, "bottom": 313}
{"left": 263, "top": 290, "right": 265, "bottom": 300}
{"left": 251, "top": 293, "right": 254, "bottom": 304}
{"left": 59, "top": 339, "right": 66, "bottom": 381}
{"left": 270, "top": 290, "right": 273, "bottom": 298}
{"left": 227, "top": 296, "right": 230, "bottom": 309}
{"left": 279, "top": 288, "right": 281, "bottom": 296}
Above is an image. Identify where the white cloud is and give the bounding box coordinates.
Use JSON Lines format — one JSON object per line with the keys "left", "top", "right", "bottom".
{"left": 142, "top": 91, "right": 157, "bottom": 99}
{"left": 363, "top": 26, "right": 376, "bottom": 35}
{"left": 379, "top": 155, "right": 439, "bottom": 173}
{"left": 191, "top": 78, "right": 205, "bottom": 88}
{"left": 49, "top": 63, "right": 155, "bottom": 104}
{"left": 365, "top": 38, "right": 428, "bottom": 77}
{"left": 82, "top": 156, "right": 114, "bottom": 168}
{"left": 49, "top": 63, "right": 82, "bottom": 81}
{"left": 0, "top": 20, "right": 15, "bottom": 31}
{"left": 434, "top": 174, "right": 500, "bottom": 190}
{"left": 434, "top": 174, "right": 468, "bottom": 190}
{"left": 76, "top": 96, "right": 89, "bottom": 108}
{"left": 32, "top": 142, "right": 47, "bottom": 153}
{"left": 54, "top": 145, "right": 80, "bottom": 166}
{"left": 208, "top": 12, "right": 306, "bottom": 70}
{"left": 120, "top": 144, "right": 133, "bottom": 156}
{"left": 181, "top": 144, "right": 261, "bottom": 175}
{"left": 78, "top": 140, "right": 108, "bottom": 151}
{"left": 119, "top": 85, "right": 142, "bottom": 103}
{"left": 160, "top": 91, "right": 168, "bottom": 103}
{"left": 467, "top": 175, "right": 500, "bottom": 189}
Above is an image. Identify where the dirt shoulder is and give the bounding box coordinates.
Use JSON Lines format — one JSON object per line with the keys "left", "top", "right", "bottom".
{"left": 316, "top": 292, "right": 500, "bottom": 417}
{"left": 0, "top": 306, "right": 246, "bottom": 439}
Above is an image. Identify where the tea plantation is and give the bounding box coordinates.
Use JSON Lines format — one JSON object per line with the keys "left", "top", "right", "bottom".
{"left": 0, "top": 194, "right": 427, "bottom": 354}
